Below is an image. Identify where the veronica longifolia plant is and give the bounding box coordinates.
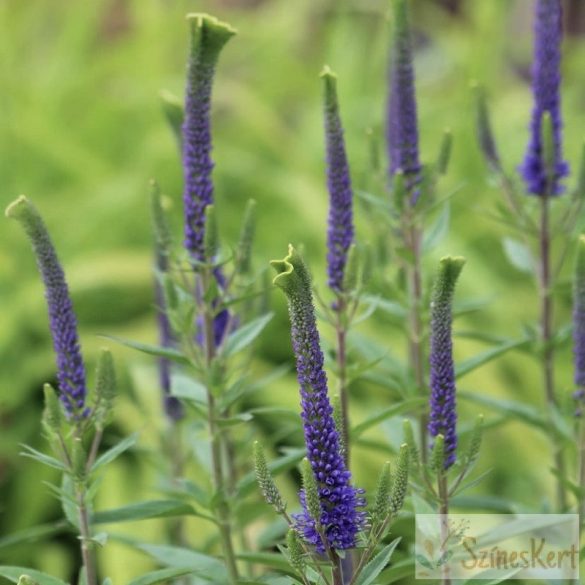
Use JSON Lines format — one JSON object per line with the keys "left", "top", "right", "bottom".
{"left": 254, "top": 246, "right": 407, "bottom": 585}
{"left": 474, "top": 0, "right": 583, "bottom": 512}
{"left": 6, "top": 196, "right": 120, "bottom": 585}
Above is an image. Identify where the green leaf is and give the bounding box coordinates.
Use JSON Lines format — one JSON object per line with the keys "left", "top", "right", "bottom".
{"left": 354, "top": 538, "right": 401, "bottom": 585}
{"left": 0, "top": 521, "right": 68, "bottom": 552}
{"left": 216, "top": 412, "right": 254, "bottom": 427}
{"left": 91, "top": 433, "right": 138, "bottom": 472}
{"left": 236, "top": 552, "right": 292, "bottom": 571}
{"left": 361, "top": 295, "right": 408, "bottom": 319}
{"left": 0, "top": 568, "right": 68, "bottom": 585}
{"left": 20, "top": 445, "right": 67, "bottom": 471}
{"left": 93, "top": 500, "right": 195, "bottom": 524}
{"left": 423, "top": 202, "right": 450, "bottom": 252}
{"left": 459, "top": 392, "right": 545, "bottom": 430}
{"left": 134, "top": 543, "right": 228, "bottom": 581}
{"left": 222, "top": 313, "right": 274, "bottom": 357}
{"left": 170, "top": 374, "right": 207, "bottom": 403}
{"left": 100, "top": 335, "right": 189, "bottom": 365}
{"left": 502, "top": 237, "right": 534, "bottom": 273}
{"left": 377, "top": 558, "right": 414, "bottom": 584}
{"left": 455, "top": 338, "right": 529, "bottom": 379}
{"left": 352, "top": 398, "right": 426, "bottom": 438}
{"left": 127, "top": 567, "right": 196, "bottom": 585}
{"left": 237, "top": 448, "right": 305, "bottom": 499}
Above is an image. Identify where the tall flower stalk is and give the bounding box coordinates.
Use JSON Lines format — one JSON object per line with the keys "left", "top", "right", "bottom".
{"left": 519, "top": 0, "right": 568, "bottom": 511}
{"left": 573, "top": 235, "right": 585, "bottom": 529}
{"left": 386, "top": 0, "right": 426, "bottom": 457}
{"left": 271, "top": 247, "right": 365, "bottom": 570}
{"left": 6, "top": 196, "right": 119, "bottom": 585}
{"left": 321, "top": 66, "right": 355, "bottom": 464}
{"left": 6, "top": 196, "right": 87, "bottom": 418}
{"left": 181, "top": 14, "right": 239, "bottom": 583}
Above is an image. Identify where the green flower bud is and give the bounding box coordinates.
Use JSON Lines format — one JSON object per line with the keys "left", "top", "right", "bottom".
{"left": 390, "top": 444, "right": 409, "bottom": 514}
{"left": 94, "top": 348, "right": 116, "bottom": 430}
{"left": 286, "top": 529, "right": 306, "bottom": 574}
{"left": 430, "top": 433, "right": 446, "bottom": 475}
{"left": 371, "top": 461, "right": 392, "bottom": 526}
{"left": 300, "top": 457, "right": 321, "bottom": 528}
{"left": 253, "top": 442, "right": 286, "bottom": 513}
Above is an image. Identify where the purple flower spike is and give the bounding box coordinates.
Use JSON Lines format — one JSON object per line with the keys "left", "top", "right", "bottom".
{"left": 428, "top": 256, "right": 465, "bottom": 470}
{"left": 6, "top": 196, "right": 87, "bottom": 417}
{"left": 386, "top": 0, "right": 422, "bottom": 203}
{"left": 321, "top": 67, "right": 354, "bottom": 293}
{"left": 182, "top": 14, "right": 235, "bottom": 260}
{"left": 519, "top": 0, "right": 569, "bottom": 196}
{"left": 271, "top": 246, "right": 365, "bottom": 552}
{"left": 573, "top": 236, "right": 585, "bottom": 389}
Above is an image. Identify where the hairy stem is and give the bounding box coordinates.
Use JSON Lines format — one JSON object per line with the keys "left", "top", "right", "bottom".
{"left": 202, "top": 269, "right": 239, "bottom": 585}
{"left": 539, "top": 195, "right": 567, "bottom": 511}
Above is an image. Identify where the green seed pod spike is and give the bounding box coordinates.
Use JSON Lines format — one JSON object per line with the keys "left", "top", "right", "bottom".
{"left": 390, "top": 444, "right": 409, "bottom": 514}
{"left": 371, "top": 461, "right": 392, "bottom": 526}
{"left": 332, "top": 394, "right": 346, "bottom": 457}
{"left": 253, "top": 442, "right": 286, "bottom": 514}
{"left": 42, "top": 383, "right": 63, "bottom": 437}
{"left": 300, "top": 457, "right": 321, "bottom": 528}
{"left": 71, "top": 438, "right": 87, "bottom": 482}
{"left": 150, "top": 180, "right": 173, "bottom": 254}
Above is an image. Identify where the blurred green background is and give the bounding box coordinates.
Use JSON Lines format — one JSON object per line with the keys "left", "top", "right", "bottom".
{"left": 2, "top": 0, "right": 585, "bottom": 581}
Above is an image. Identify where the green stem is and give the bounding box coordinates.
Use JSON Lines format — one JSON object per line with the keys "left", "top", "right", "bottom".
{"left": 202, "top": 268, "right": 239, "bottom": 585}
{"left": 438, "top": 474, "right": 451, "bottom": 585}
{"left": 539, "top": 195, "right": 567, "bottom": 511}
{"left": 76, "top": 485, "right": 97, "bottom": 585}
{"left": 405, "top": 215, "right": 427, "bottom": 461}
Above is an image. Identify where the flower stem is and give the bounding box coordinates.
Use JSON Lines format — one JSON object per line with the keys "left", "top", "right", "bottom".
{"left": 438, "top": 474, "right": 451, "bottom": 585}
{"left": 539, "top": 195, "right": 567, "bottom": 511}
{"left": 202, "top": 268, "right": 239, "bottom": 585}
{"left": 405, "top": 216, "right": 427, "bottom": 460}
{"left": 76, "top": 485, "right": 97, "bottom": 585}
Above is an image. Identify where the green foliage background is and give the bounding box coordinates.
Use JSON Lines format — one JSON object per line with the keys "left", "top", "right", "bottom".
{"left": 1, "top": 0, "right": 584, "bottom": 581}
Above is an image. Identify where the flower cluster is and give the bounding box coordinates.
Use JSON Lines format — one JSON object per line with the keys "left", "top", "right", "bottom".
{"left": 272, "top": 246, "right": 365, "bottom": 552}
{"left": 321, "top": 67, "right": 354, "bottom": 293}
{"left": 519, "top": 0, "right": 569, "bottom": 196}
{"left": 386, "top": 0, "right": 421, "bottom": 201}
{"left": 6, "top": 196, "right": 87, "bottom": 417}
{"left": 428, "top": 256, "right": 465, "bottom": 469}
